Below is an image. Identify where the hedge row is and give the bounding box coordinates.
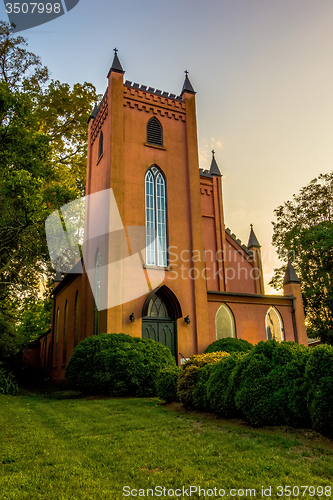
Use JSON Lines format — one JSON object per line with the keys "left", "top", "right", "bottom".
{"left": 157, "top": 339, "right": 333, "bottom": 437}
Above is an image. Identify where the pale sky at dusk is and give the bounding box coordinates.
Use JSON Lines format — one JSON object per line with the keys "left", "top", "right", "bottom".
{"left": 1, "top": 0, "right": 333, "bottom": 293}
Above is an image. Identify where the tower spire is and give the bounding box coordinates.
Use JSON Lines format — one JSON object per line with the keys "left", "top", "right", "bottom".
{"left": 283, "top": 260, "right": 300, "bottom": 285}
{"left": 107, "top": 48, "right": 125, "bottom": 77}
{"left": 247, "top": 224, "right": 261, "bottom": 248}
{"left": 181, "top": 70, "right": 196, "bottom": 96}
{"left": 209, "top": 150, "right": 222, "bottom": 176}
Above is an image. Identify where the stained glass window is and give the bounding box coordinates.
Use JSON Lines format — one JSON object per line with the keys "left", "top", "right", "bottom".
{"left": 215, "top": 304, "right": 236, "bottom": 339}
{"left": 63, "top": 301, "right": 68, "bottom": 364}
{"left": 147, "top": 294, "right": 170, "bottom": 318}
{"left": 266, "top": 306, "right": 284, "bottom": 341}
{"left": 145, "top": 166, "right": 167, "bottom": 267}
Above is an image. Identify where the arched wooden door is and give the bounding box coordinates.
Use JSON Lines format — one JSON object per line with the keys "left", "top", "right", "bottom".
{"left": 142, "top": 293, "right": 176, "bottom": 357}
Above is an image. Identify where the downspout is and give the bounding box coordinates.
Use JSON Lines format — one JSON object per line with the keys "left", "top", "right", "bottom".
{"left": 291, "top": 297, "right": 298, "bottom": 344}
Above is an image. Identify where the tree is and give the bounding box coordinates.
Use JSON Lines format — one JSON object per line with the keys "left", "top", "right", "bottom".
{"left": 270, "top": 172, "right": 333, "bottom": 344}
{"left": 0, "top": 21, "right": 48, "bottom": 90}
{"left": 0, "top": 22, "right": 99, "bottom": 360}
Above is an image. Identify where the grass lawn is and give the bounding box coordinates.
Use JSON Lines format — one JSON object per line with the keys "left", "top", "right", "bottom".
{"left": 1, "top": 393, "right": 333, "bottom": 500}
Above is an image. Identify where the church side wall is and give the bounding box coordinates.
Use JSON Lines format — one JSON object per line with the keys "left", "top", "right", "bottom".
{"left": 225, "top": 239, "right": 256, "bottom": 294}
{"left": 206, "top": 296, "right": 295, "bottom": 350}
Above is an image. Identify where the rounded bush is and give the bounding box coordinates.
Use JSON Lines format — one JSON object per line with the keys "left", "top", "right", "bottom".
{"left": 232, "top": 340, "right": 310, "bottom": 427}
{"left": 192, "top": 363, "right": 216, "bottom": 412}
{"left": 206, "top": 353, "right": 245, "bottom": 418}
{"left": 306, "top": 344, "right": 333, "bottom": 435}
{"left": 205, "top": 337, "right": 253, "bottom": 355}
{"left": 65, "top": 333, "right": 176, "bottom": 396}
{"left": 177, "top": 352, "right": 230, "bottom": 409}
{"left": 156, "top": 367, "right": 181, "bottom": 403}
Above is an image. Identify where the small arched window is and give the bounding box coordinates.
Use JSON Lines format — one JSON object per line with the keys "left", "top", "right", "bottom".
{"left": 215, "top": 304, "right": 236, "bottom": 339}
{"left": 94, "top": 249, "right": 101, "bottom": 335}
{"left": 147, "top": 117, "right": 163, "bottom": 147}
{"left": 145, "top": 166, "right": 167, "bottom": 267}
{"left": 265, "top": 306, "right": 284, "bottom": 342}
{"left": 98, "top": 131, "right": 103, "bottom": 159}
{"left": 63, "top": 301, "right": 68, "bottom": 364}
{"left": 74, "top": 291, "right": 80, "bottom": 347}
{"left": 54, "top": 307, "right": 59, "bottom": 366}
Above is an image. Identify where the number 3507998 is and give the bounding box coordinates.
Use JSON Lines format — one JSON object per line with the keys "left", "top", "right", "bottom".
{"left": 6, "top": 3, "right": 61, "bottom": 14}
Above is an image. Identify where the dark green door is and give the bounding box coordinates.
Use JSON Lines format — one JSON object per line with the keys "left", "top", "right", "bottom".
{"left": 142, "top": 320, "right": 175, "bottom": 356}
{"left": 142, "top": 293, "right": 176, "bottom": 358}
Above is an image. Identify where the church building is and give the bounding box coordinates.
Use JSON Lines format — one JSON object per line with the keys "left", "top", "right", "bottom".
{"left": 44, "top": 51, "right": 307, "bottom": 380}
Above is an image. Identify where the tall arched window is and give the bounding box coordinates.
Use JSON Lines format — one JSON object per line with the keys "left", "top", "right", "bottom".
{"left": 266, "top": 306, "right": 284, "bottom": 341}
{"left": 74, "top": 291, "right": 80, "bottom": 347}
{"left": 145, "top": 166, "right": 167, "bottom": 267}
{"left": 54, "top": 307, "right": 59, "bottom": 366}
{"left": 98, "top": 131, "right": 103, "bottom": 158}
{"left": 215, "top": 303, "right": 236, "bottom": 339}
{"left": 94, "top": 249, "right": 101, "bottom": 335}
{"left": 147, "top": 117, "right": 163, "bottom": 146}
{"left": 62, "top": 301, "right": 68, "bottom": 364}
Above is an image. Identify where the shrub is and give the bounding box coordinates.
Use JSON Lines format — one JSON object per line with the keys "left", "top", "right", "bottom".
{"left": 306, "top": 344, "right": 333, "bottom": 436}
{"left": 205, "top": 337, "right": 253, "bottom": 355}
{"left": 232, "top": 340, "right": 310, "bottom": 427}
{"left": 156, "top": 367, "right": 181, "bottom": 403}
{"left": 0, "top": 363, "right": 18, "bottom": 395}
{"left": 65, "top": 333, "right": 176, "bottom": 397}
{"left": 192, "top": 363, "right": 216, "bottom": 411}
{"left": 177, "top": 351, "right": 230, "bottom": 409}
{"left": 206, "top": 353, "right": 246, "bottom": 418}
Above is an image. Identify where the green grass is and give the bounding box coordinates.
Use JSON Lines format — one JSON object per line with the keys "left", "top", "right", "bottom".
{"left": 1, "top": 394, "right": 333, "bottom": 499}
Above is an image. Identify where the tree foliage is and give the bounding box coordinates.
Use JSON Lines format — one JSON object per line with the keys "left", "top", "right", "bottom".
{"left": 0, "top": 22, "right": 99, "bottom": 359}
{"left": 270, "top": 172, "right": 333, "bottom": 343}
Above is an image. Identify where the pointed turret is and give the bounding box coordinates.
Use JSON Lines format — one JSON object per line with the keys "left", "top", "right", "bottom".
{"left": 283, "top": 260, "right": 300, "bottom": 285}
{"left": 247, "top": 224, "right": 261, "bottom": 249}
{"left": 107, "top": 48, "right": 125, "bottom": 78}
{"left": 247, "top": 224, "right": 264, "bottom": 294}
{"left": 283, "top": 260, "right": 307, "bottom": 345}
{"left": 181, "top": 70, "right": 196, "bottom": 96}
{"left": 209, "top": 150, "right": 222, "bottom": 177}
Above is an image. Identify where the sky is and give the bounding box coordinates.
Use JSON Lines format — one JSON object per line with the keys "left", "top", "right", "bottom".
{"left": 1, "top": 0, "right": 333, "bottom": 293}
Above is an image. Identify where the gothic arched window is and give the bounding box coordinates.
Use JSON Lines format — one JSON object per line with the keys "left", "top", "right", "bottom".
{"left": 74, "top": 291, "right": 80, "bottom": 347}
{"left": 94, "top": 249, "right": 101, "bottom": 335}
{"left": 147, "top": 117, "right": 163, "bottom": 147}
{"left": 145, "top": 166, "right": 167, "bottom": 267}
{"left": 62, "top": 301, "right": 68, "bottom": 364}
{"left": 215, "top": 303, "right": 236, "bottom": 339}
{"left": 265, "top": 306, "right": 284, "bottom": 342}
{"left": 54, "top": 307, "right": 59, "bottom": 366}
{"left": 98, "top": 131, "right": 103, "bottom": 159}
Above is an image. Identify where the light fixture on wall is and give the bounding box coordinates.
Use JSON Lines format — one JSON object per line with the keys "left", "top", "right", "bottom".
{"left": 129, "top": 313, "right": 135, "bottom": 322}
{"left": 184, "top": 315, "right": 190, "bottom": 324}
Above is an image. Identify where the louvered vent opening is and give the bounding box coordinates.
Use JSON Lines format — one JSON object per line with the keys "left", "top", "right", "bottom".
{"left": 147, "top": 118, "right": 163, "bottom": 146}
{"left": 98, "top": 132, "right": 103, "bottom": 158}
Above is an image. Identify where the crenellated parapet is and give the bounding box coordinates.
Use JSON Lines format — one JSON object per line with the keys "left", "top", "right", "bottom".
{"left": 123, "top": 82, "right": 186, "bottom": 121}
{"left": 90, "top": 90, "right": 108, "bottom": 144}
